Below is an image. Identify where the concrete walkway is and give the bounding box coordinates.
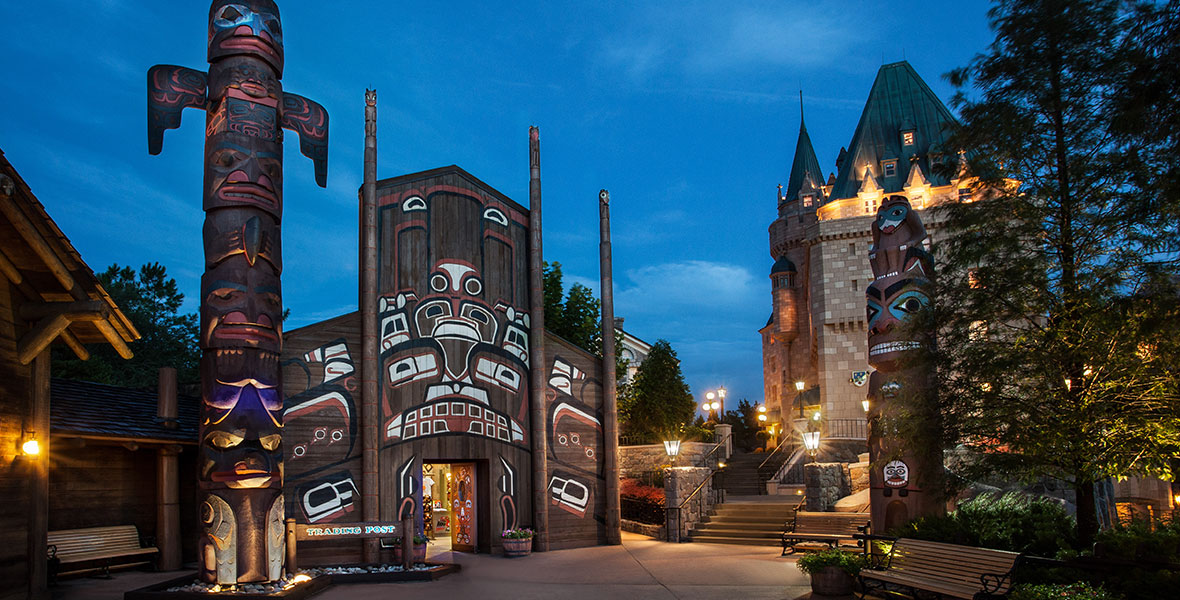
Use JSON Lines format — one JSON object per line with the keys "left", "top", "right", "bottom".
{"left": 53, "top": 532, "right": 821, "bottom": 600}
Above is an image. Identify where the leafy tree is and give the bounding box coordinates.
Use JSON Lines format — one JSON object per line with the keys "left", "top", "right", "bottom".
{"left": 53, "top": 262, "right": 200, "bottom": 387}
{"left": 933, "top": 0, "right": 1180, "bottom": 546}
{"left": 722, "top": 399, "right": 762, "bottom": 451}
{"left": 542, "top": 261, "right": 566, "bottom": 332}
{"left": 623, "top": 339, "right": 695, "bottom": 442}
{"left": 542, "top": 261, "right": 601, "bottom": 353}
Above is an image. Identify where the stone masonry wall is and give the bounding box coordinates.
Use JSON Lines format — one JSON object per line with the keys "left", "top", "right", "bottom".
{"left": 619, "top": 442, "right": 717, "bottom": 476}
{"left": 804, "top": 462, "right": 851, "bottom": 511}
{"left": 664, "top": 467, "right": 714, "bottom": 543}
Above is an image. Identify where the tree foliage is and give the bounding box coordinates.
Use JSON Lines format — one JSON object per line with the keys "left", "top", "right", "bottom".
{"left": 722, "top": 399, "right": 762, "bottom": 452}
{"left": 542, "top": 261, "right": 602, "bottom": 354}
{"left": 52, "top": 262, "right": 200, "bottom": 387}
{"left": 933, "top": 0, "right": 1180, "bottom": 546}
{"left": 623, "top": 339, "right": 695, "bottom": 442}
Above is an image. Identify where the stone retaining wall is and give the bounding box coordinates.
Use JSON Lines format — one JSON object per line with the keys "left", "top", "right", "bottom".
{"left": 621, "top": 519, "right": 665, "bottom": 540}
{"left": 804, "top": 462, "right": 851, "bottom": 511}
{"left": 619, "top": 442, "right": 717, "bottom": 475}
{"left": 664, "top": 467, "right": 715, "bottom": 543}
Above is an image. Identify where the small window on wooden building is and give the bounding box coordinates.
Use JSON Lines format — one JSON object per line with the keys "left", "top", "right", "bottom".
{"left": 902, "top": 131, "right": 915, "bottom": 146}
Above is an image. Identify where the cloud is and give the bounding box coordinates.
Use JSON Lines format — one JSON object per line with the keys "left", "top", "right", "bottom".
{"left": 596, "top": 3, "right": 861, "bottom": 82}
{"left": 616, "top": 260, "right": 761, "bottom": 314}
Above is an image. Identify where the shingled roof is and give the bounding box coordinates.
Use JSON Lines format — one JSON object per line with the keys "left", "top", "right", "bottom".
{"left": 827, "top": 61, "right": 959, "bottom": 202}
{"left": 50, "top": 378, "right": 199, "bottom": 444}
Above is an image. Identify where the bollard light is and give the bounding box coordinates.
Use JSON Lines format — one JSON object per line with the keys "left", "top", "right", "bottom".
{"left": 862, "top": 399, "right": 871, "bottom": 412}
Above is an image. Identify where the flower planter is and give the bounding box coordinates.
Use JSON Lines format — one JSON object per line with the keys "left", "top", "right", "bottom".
{"left": 810, "top": 566, "right": 854, "bottom": 596}
{"left": 392, "top": 543, "right": 428, "bottom": 564}
{"left": 501, "top": 537, "right": 533, "bottom": 557}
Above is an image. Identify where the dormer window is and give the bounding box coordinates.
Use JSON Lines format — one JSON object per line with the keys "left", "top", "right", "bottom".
{"left": 903, "top": 131, "right": 915, "bottom": 146}
{"left": 882, "top": 160, "right": 898, "bottom": 178}
{"left": 803, "top": 195, "right": 813, "bottom": 208}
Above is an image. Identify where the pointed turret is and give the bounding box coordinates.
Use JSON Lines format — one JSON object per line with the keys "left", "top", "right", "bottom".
{"left": 828, "top": 61, "right": 959, "bottom": 202}
{"left": 784, "top": 110, "right": 825, "bottom": 206}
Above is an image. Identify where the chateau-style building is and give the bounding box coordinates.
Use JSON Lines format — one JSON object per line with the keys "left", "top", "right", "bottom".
{"left": 760, "top": 61, "right": 968, "bottom": 440}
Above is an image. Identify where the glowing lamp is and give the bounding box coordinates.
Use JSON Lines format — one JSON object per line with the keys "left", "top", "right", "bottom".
{"left": 21, "top": 437, "right": 40, "bottom": 456}
{"left": 757, "top": 405, "right": 767, "bottom": 413}
{"left": 758, "top": 414, "right": 767, "bottom": 422}
{"left": 795, "top": 381, "right": 805, "bottom": 392}
{"left": 717, "top": 461, "right": 726, "bottom": 469}
{"left": 862, "top": 399, "right": 870, "bottom": 412}
{"left": 706, "top": 392, "right": 715, "bottom": 400}
{"left": 802, "top": 430, "right": 820, "bottom": 452}
{"left": 702, "top": 402, "right": 711, "bottom": 412}
{"left": 812, "top": 411, "right": 822, "bottom": 421}
{"left": 291, "top": 574, "right": 312, "bottom": 584}
{"left": 711, "top": 401, "right": 720, "bottom": 410}
{"left": 718, "top": 388, "right": 727, "bottom": 399}
{"left": 663, "top": 439, "right": 681, "bottom": 458}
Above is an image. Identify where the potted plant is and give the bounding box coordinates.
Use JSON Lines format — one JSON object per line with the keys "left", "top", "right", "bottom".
{"left": 500, "top": 527, "right": 534, "bottom": 557}
{"left": 796, "top": 548, "right": 866, "bottom": 596}
{"left": 391, "top": 534, "right": 429, "bottom": 564}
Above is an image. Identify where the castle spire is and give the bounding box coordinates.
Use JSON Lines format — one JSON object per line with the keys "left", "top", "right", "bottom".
{"left": 784, "top": 94, "right": 824, "bottom": 204}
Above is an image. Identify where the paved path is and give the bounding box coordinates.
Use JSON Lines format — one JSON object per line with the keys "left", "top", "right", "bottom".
{"left": 53, "top": 532, "right": 824, "bottom": 600}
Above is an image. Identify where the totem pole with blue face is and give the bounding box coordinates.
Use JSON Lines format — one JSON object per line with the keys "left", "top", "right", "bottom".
{"left": 865, "top": 195, "right": 944, "bottom": 533}
{"left": 147, "top": 0, "right": 328, "bottom": 584}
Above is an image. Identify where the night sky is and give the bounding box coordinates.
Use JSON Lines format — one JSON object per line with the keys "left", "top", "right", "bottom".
{"left": 0, "top": 0, "right": 996, "bottom": 411}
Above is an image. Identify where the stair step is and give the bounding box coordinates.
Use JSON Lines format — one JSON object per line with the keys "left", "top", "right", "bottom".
{"left": 690, "top": 528, "right": 781, "bottom": 539}
{"left": 692, "top": 521, "right": 782, "bottom": 531}
{"left": 688, "top": 535, "right": 782, "bottom": 547}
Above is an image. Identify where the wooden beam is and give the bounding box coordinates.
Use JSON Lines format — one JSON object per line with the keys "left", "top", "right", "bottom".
{"left": 17, "top": 314, "right": 71, "bottom": 365}
{"left": 59, "top": 329, "right": 90, "bottom": 361}
{"left": 18, "top": 300, "right": 109, "bottom": 321}
{"left": 0, "top": 247, "right": 21, "bottom": 284}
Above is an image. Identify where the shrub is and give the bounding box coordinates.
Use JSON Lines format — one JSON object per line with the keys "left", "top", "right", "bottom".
{"left": 1094, "top": 519, "right": 1180, "bottom": 564}
{"left": 1011, "top": 582, "right": 1122, "bottom": 600}
{"left": 796, "top": 548, "right": 867, "bottom": 576}
{"left": 890, "top": 492, "right": 1076, "bottom": 556}
{"left": 620, "top": 477, "right": 665, "bottom": 525}
{"left": 501, "top": 527, "right": 534, "bottom": 539}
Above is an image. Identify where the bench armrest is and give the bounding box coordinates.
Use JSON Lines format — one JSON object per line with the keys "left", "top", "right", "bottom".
{"left": 47, "top": 544, "right": 57, "bottom": 559}
{"left": 979, "top": 555, "right": 1022, "bottom": 594}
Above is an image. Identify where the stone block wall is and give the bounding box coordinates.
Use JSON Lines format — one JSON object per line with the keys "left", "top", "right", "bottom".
{"left": 664, "top": 467, "right": 714, "bottom": 542}
{"left": 804, "top": 462, "right": 851, "bottom": 511}
{"left": 619, "top": 442, "right": 717, "bottom": 476}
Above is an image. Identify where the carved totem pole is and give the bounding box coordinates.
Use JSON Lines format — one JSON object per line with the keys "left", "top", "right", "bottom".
{"left": 147, "top": 0, "right": 328, "bottom": 584}
{"left": 865, "top": 195, "right": 943, "bottom": 533}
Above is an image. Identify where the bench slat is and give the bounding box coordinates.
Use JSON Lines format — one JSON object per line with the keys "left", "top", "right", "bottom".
{"left": 47, "top": 525, "right": 155, "bottom": 566}
{"left": 861, "top": 538, "right": 1020, "bottom": 599}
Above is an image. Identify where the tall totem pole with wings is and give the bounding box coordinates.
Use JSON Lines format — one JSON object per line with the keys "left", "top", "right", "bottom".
{"left": 865, "top": 195, "right": 944, "bottom": 533}
{"left": 147, "top": 1, "right": 328, "bottom": 584}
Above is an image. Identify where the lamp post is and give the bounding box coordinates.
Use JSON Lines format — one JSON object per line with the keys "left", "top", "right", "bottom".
{"left": 663, "top": 439, "right": 682, "bottom": 467}
{"left": 702, "top": 387, "right": 727, "bottom": 422}
{"left": 794, "top": 380, "right": 805, "bottom": 418}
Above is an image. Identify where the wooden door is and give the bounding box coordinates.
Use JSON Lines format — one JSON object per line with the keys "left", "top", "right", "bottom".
{"left": 450, "top": 463, "right": 476, "bottom": 552}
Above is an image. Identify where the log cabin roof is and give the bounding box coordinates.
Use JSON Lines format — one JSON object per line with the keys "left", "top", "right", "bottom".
{"left": 50, "top": 378, "right": 199, "bottom": 444}
{"left": 0, "top": 149, "right": 140, "bottom": 357}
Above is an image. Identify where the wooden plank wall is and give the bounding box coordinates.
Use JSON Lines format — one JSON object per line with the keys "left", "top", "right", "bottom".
{"left": 543, "top": 333, "right": 608, "bottom": 549}
{"left": 0, "top": 276, "right": 31, "bottom": 600}
{"left": 375, "top": 169, "right": 534, "bottom": 554}
{"left": 281, "top": 312, "right": 364, "bottom": 565}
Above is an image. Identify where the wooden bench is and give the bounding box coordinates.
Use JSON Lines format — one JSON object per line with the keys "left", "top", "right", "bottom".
{"left": 47, "top": 525, "right": 158, "bottom": 580}
{"left": 781, "top": 511, "right": 869, "bottom": 556}
{"left": 859, "top": 538, "right": 1021, "bottom": 600}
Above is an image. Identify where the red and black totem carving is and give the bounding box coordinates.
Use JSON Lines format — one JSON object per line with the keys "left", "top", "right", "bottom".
{"left": 147, "top": 0, "right": 328, "bottom": 584}
{"left": 865, "top": 195, "right": 944, "bottom": 533}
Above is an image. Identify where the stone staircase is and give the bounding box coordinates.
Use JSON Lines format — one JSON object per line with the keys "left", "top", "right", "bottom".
{"left": 715, "top": 450, "right": 769, "bottom": 496}
{"left": 688, "top": 497, "right": 798, "bottom": 546}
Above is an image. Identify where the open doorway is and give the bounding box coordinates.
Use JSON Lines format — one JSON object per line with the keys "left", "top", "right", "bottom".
{"left": 423, "top": 462, "right": 477, "bottom": 553}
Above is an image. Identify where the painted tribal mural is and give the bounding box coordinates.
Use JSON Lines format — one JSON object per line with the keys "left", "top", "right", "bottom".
{"left": 375, "top": 168, "right": 534, "bottom": 551}
{"left": 147, "top": 0, "right": 328, "bottom": 584}
{"left": 544, "top": 338, "right": 608, "bottom": 548}
{"left": 865, "top": 195, "right": 944, "bottom": 532}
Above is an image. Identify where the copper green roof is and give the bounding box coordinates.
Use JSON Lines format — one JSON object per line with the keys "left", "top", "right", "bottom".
{"left": 771, "top": 255, "right": 797, "bottom": 274}
{"left": 827, "top": 61, "right": 959, "bottom": 201}
{"left": 784, "top": 118, "right": 825, "bottom": 202}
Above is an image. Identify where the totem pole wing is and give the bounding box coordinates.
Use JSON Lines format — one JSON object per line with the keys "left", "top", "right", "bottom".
{"left": 147, "top": 65, "right": 208, "bottom": 155}
{"left": 280, "top": 92, "right": 329, "bottom": 187}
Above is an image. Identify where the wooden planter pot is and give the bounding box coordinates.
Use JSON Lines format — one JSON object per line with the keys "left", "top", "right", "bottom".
{"left": 502, "top": 537, "right": 533, "bottom": 557}
{"left": 393, "top": 543, "right": 428, "bottom": 564}
{"left": 810, "top": 566, "right": 854, "bottom": 596}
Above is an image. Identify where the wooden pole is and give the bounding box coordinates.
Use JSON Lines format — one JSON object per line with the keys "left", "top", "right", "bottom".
{"left": 598, "top": 190, "right": 621, "bottom": 544}
{"left": 156, "top": 446, "right": 181, "bottom": 570}
{"left": 27, "top": 352, "right": 49, "bottom": 599}
{"left": 360, "top": 89, "right": 380, "bottom": 563}
{"left": 527, "top": 126, "right": 550, "bottom": 551}
{"left": 284, "top": 519, "right": 297, "bottom": 575}
{"left": 400, "top": 513, "right": 414, "bottom": 569}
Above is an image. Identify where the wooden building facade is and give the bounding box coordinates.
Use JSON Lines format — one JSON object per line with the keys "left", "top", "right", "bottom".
{"left": 0, "top": 149, "right": 139, "bottom": 600}
{"left": 282, "top": 166, "right": 609, "bottom": 562}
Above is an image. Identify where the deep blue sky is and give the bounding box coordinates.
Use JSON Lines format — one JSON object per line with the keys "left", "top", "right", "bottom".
{"left": 0, "top": 1, "right": 995, "bottom": 409}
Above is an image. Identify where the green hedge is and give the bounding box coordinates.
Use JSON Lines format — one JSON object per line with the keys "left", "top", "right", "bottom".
{"left": 889, "top": 491, "right": 1076, "bottom": 557}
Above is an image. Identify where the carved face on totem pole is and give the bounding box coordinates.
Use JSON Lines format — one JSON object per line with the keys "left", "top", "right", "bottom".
{"left": 208, "top": 0, "right": 284, "bottom": 74}
{"left": 204, "top": 132, "right": 283, "bottom": 217}
{"left": 866, "top": 195, "right": 933, "bottom": 372}
{"left": 200, "top": 352, "right": 284, "bottom": 490}
{"left": 201, "top": 255, "right": 283, "bottom": 352}
{"left": 381, "top": 191, "right": 530, "bottom": 447}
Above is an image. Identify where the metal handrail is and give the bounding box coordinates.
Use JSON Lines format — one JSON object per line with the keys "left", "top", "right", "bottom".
{"left": 666, "top": 463, "right": 725, "bottom": 542}
{"left": 697, "top": 433, "right": 732, "bottom": 467}
{"left": 758, "top": 433, "right": 793, "bottom": 470}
